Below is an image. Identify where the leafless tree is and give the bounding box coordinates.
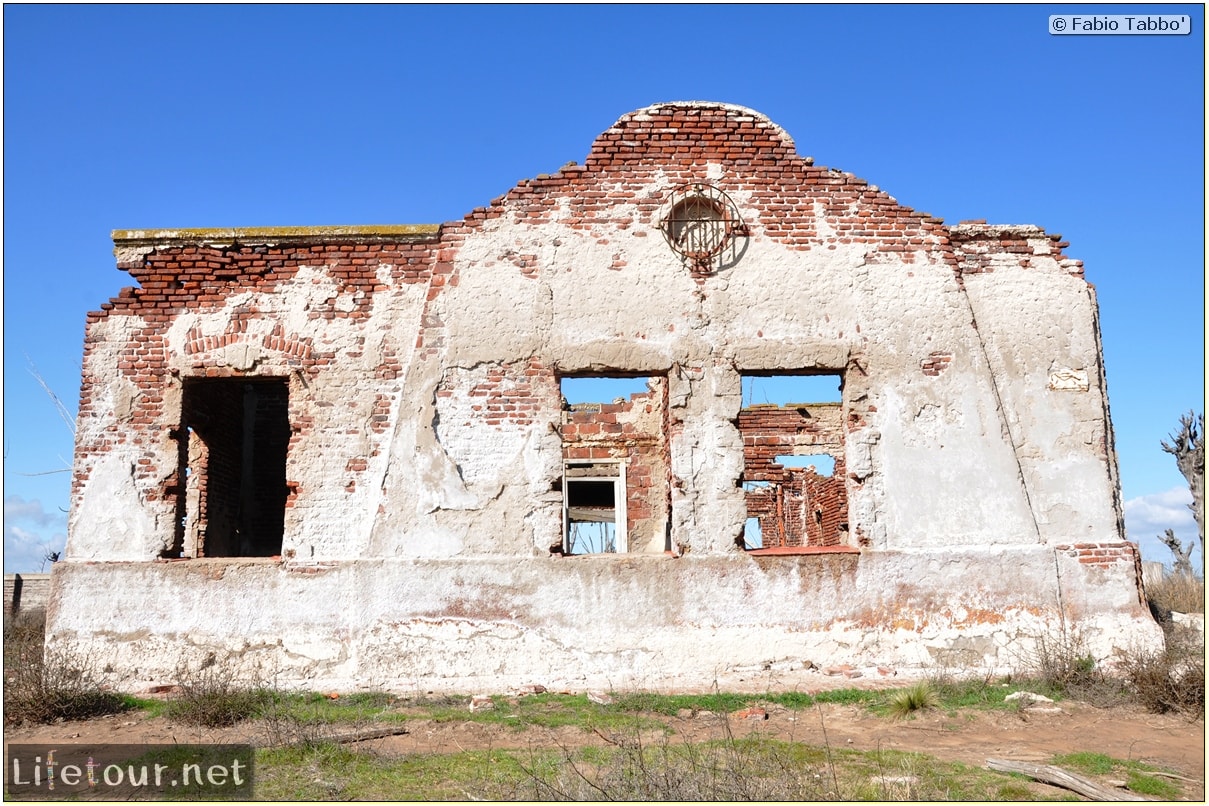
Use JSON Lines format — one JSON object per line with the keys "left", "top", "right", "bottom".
{"left": 1160, "top": 411, "right": 1204, "bottom": 574}
{"left": 1159, "top": 528, "right": 1195, "bottom": 577}
{"left": 39, "top": 549, "right": 62, "bottom": 573}
{"left": 25, "top": 353, "right": 75, "bottom": 436}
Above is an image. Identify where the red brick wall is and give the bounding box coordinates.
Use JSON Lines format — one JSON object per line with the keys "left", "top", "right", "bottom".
{"left": 73, "top": 238, "right": 439, "bottom": 549}
{"left": 438, "top": 105, "right": 959, "bottom": 278}
{"left": 1055, "top": 542, "right": 1138, "bottom": 567}
{"left": 436, "top": 357, "right": 552, "bottom": 429}
{"left": 738, "top": 404, "right": 847, "bottom": 548}
{"left": 1055, "top": 542, "right": 1145, "bottom": 606}
{"left": 559, "top": 379, "right": 669, "bottom": 550}
{"left": 949, "top": 223, "right": 1081, "bottom": 276}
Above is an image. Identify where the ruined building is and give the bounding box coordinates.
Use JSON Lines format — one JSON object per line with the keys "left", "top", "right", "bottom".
{"left": 47, "top": 103, "right": 1162, "bottom": 691}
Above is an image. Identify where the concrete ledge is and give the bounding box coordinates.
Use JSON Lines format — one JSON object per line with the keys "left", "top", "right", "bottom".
{"left": 746, "top": 546, "right": 860, "bottom": 556}
{"left": 44, "top": 548, "right": 1161, "bottom": 694}
{"left": 112, "top": 224, "right": 441, "bottom": 248}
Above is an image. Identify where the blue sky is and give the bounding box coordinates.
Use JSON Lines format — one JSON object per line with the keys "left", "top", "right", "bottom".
{"left": 3, "top": 5, "right": 1204, "bottom": 572}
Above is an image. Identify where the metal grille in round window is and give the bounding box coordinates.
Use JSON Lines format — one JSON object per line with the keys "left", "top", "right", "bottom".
{"left": 661, "top": 183, "right": 749, "bottom": 272}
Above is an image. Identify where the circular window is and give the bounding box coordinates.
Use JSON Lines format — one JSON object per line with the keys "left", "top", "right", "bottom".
{"left": 661, "top": 183, "right": 747, "bottom": 271}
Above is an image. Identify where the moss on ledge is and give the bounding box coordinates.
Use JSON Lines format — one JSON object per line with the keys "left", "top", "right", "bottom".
{"left": 112, "top": 224, "right": 441, "bottom": 247}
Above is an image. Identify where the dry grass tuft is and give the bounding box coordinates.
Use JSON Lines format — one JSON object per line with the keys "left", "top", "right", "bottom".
{"left": 1147, "top": 572, "right": 1205, "bottom": 619}
{"left": 888, "top": 681, "right": 938, "bottom": 718}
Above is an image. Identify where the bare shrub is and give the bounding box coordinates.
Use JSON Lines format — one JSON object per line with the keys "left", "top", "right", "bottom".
{"left": 1118, "top": 640, "right": 1205, "bottom": 716}
{"left": 165, "top": 657, "right": 270, "bottom": 727}
{"left": 3, "top": 612, "right": 127, "bottom": 725}
{"left": 1017, "top": 617, "right": 1204, "bottom": 715}
{"left": 1025, "top": 626, "right": 1099, "bottom": 693}
{"left": 1118, "top": 600, "right": 1205, "bottom": 718}
{"left": 1017, "top": 625, "right": 1130, "bottom": 706}
{"left": 508, "top": 717, "right": 832, "bottom": 801}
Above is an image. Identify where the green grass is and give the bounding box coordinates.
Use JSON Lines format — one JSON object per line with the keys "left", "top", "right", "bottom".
{"left": 416, "top": 692, "right": 667, "bottom": 732}
{"left": 17, "top": 677, "right": 1194, "bottom": 801}
{"left": 120, "top": 682, "right": 1194, "bottom": 801}
{"left": 840, "top": 749, "right": 1041, "bottom": 801}
{"left": 249, "top": 690, "right": 676, "bottom": 737}
{"left": 133, "top": 680, "right": 1062, "bottom": 736}
{"left": 1052, "top": 751, "right": 1115, "bottom": 775}
{"left": 1125, "top": 770, "right": 1180, "bottom": 799}
{"left": 804, "top": 688, "right": 884, "bottom": 707}
{"left": 256, "top": 743, "right": 531, "bottom": 800}
{"left": 260, "top": 690, "right": 408, "bottom": 724}
{"left": 248, "top": 737, "right": 1074, "bottom": 801}
{"left": 888, "top": 681, "right": 939, "bottom": 718}
{"left": 611, "top": 687, "right": 881, "bottom": 717}
{"left": 612, "top": 691, "right": 754, "bottom": 715}
{"left": 1051, "top": 752, "right": 1182, "bottom": 800}
{"left": 913, "top": 676, "right": 1077, "bottom": 714}
{"left": 223, "top": 689, "right": 1108, "bottom": 799}
{"left": 120, "top": 694, "right": 170, "bottom": 717}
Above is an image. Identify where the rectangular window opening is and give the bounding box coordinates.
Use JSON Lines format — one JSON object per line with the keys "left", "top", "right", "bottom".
{"left": 560, "top": 375, "right": 654, "bottom": 406}
{"left": 743, "top": 517, "right": 764, "bottom": 550}
{"left": 738, "top": 371, "right": 848, "bottom": 551}
{"left": 741, "top": 373, "right": 841, "bottom": 407}
{"left": 563, "top": 467, "right": 625, "bottom": 555}
{"left": 558, "top": 373, "right": 669, "bottom": 555}
{"left": 171, "top": 378, "right": 289, "bottom": 558}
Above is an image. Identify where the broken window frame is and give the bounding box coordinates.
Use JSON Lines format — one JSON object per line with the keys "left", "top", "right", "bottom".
{"left": 562, "top": 459, "right": 628, "bottom": 555}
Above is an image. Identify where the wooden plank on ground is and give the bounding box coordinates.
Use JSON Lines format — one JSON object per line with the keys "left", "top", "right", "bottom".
{"left": 986, "top": 758, "right": 1148, "bottom": 801}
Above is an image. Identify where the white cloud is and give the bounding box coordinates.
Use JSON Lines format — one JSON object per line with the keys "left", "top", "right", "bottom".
{"left": 4, "top": 494, "right": 62, "bottom": 526}
{"left": 3, "top": 495, "right": 68, "bottom": 573}
{"left": 4, "top": 523, "right": 66, "bottom": 574}
{"left": 1124, "top": 486, "right": 1200, "bottom": 567}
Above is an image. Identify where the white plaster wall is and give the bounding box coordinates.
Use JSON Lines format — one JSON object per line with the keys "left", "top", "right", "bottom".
{"left": 428, "top": 204, "right": 1047, "bottom": 554}
{"left": 59, "top": 106, "right": 1155, "bottom": 693}
{"left": 71, "top": 221, "right": 1138, "bottom": 581}
{"left": 434, "top": 368, "right": 533, "bottom": 491}
{"left": 46, "top": 550, "right": 1161, "bottom": 693}
{"left": 70, "top": 314, "right": 166, "bottom": 560}
{"left": 68, "top": 261, "right": 438, "bottom": 563}
{"left": 960, "top": 261, "right": 1122, "bottom": 544}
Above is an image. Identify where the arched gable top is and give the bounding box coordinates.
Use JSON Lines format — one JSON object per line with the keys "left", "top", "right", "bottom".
{"left": 448, "top": 103, "right": 957, "bottom": 267}
{"left": 585, "top": 101, "right": 799, "bottom": 169}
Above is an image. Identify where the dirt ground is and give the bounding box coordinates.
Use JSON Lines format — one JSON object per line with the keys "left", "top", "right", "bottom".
{"left": 6, "top": 693, "right": 1204, "bottom": 801}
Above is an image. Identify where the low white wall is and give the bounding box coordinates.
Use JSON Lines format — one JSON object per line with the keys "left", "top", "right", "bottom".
{"left": 45, "top": 550, "right": 1162, "bottom": 693}
{"left": 4, "top": 573, "right": 52, "bottom": 618}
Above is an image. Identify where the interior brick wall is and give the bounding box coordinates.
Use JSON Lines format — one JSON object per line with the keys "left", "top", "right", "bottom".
{"left": 738, "top": 403, "right": 847, "bottom": 548}
{"left": 559, "top": 379, "right": 669, "bottom": 551}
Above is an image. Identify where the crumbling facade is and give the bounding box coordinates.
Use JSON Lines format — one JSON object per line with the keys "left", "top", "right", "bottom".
{"left": 47, "top": 103, "right": 1161, "bottom": 692}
